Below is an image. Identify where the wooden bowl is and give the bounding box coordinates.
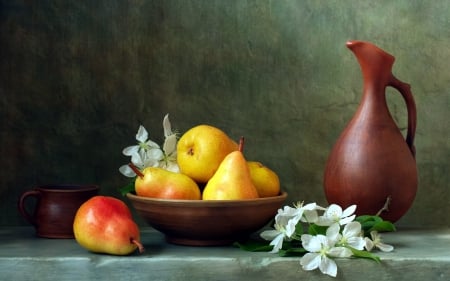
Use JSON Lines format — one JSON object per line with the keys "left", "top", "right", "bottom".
{"left": 126, "top": 192, "right": 287, "bottom": 246}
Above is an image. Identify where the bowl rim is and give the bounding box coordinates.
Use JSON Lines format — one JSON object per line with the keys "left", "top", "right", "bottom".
{"left": 126, "top": 191, "right": 288, "bottom": 207}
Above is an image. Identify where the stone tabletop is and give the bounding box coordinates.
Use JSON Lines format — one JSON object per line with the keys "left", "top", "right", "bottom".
{"left": 0, "top": 227, "right": 449, "bottom": 281}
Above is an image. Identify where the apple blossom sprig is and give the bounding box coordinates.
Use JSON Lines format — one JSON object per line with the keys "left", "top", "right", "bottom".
{"left": 236, "top": 202, "right": 395, "bottom": 278}
{"left": 118, "top": 114, "right": 179, "bottom": 194}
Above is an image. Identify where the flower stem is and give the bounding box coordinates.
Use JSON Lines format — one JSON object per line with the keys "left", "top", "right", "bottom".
{"left": 376, "top": 196, "right": 392, "bottom": 216}
{"left": 128, "top": 163, "right": 144, "bottom": 178}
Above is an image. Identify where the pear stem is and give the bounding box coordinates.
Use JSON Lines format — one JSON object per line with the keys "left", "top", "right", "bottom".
{"left": 238, "top": 136, "right": 245, "bottom": 152}
{"left": 128, "top": 163, "right": 144, "bottom": 179}
{"left": 131, "top": 238, "right": 145, "bottom": 254}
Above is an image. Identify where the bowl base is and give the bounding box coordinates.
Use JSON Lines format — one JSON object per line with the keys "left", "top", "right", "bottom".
{"left": 165, "top": 235, "right": 240, "bottom": 246}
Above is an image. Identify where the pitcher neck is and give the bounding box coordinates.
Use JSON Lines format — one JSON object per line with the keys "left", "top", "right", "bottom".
{"left": 347, "top": 40, "right": 395, "bottom": 85}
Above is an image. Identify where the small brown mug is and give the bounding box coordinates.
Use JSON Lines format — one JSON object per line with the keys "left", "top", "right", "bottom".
{"left": 18, "top": 184, "right": 99, "bottom": 238}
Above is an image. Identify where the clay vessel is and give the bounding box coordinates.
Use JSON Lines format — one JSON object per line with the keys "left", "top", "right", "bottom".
{"left": 127, "top": 191, "right": 287, "bottom": 246}
{"left": 324, "top": 41, "right": 417, "bottom": 222}
{"left": 18, "top": 184, "right": 99, "bottom": 238}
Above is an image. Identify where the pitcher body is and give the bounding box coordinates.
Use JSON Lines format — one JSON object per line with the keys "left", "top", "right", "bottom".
{"left": 323, "top": 41, "right": 417, "bottom": 222}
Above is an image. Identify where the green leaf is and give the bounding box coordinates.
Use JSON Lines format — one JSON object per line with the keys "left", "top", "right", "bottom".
{"left": 308, "top": 224, "right": 328, "bottom": 235}
{"left": 278, "top": 247, "right": 307, "bottom": 257}
{"left": 294, "top": 222, "right": 305, "bottom": 236}
{"left": 349, "top": 247, "right": 381, "bottom": 263}
{"left": 356, "top": 215, "right": 395, "bottom": 236}
{"left": 356, "top": 215, "right": 382, "bottom": 224}
{"left": 234, "top": 240, "right": 273, "bottom": 252}
{"left": 282, "top": 239, "right": 303, "bottom": 249}
{"left": 373, "top": 216, "right": 383, "bottom": 223}
{"left": 355, "top": 215, "right": 373, "bottom": 223}
{"left": 371, "top": 221, "right": 396, "bottom": 232}
{"left": 360, "top": 221, "right": 376, "bottom": 235}
{"left": 119, "top": 179, "right": 136, "bottom": 196}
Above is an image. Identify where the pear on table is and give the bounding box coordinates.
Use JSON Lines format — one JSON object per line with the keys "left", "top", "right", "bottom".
{"left": 202, "top": 137, "right": 259, "bottom": 200}
{"left": 73, "top": 196, "right": 144, "bottom": 255}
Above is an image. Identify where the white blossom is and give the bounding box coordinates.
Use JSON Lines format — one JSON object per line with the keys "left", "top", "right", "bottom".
{"left": 260, "top": 213, "right": 297, "bottom": 253}
{"left": 316, "top": 204, "right": 357, "bottom": 226}
{"left": 300, "top": 226, "right": 353, "bottom": 277}
{"left": 258, "top": 202, "right": 394, "bottom": 278}
{"left": 337, "top": 221, "right": 365, "bottom": 250}
{"left": 159, "top": 114, "right": 179, "bottom": 172}
{"left": 365, "top": 231, "right": 394, "bottom": 252}
{"left": 275, "top": 202, "right": 323, "bottom": 227}
{"left": 119, "top": 114, "right": 179, "bottom": 177}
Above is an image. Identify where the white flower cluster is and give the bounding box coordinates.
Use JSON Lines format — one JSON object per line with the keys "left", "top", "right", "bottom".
{"left": 261, "top": 203, "right": 394, "bottom": 277}
{"left": 119, "top": 114, "right": 179, "bottom": 176}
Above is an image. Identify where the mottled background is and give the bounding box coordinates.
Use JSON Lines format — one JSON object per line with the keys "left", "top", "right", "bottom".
{"left": 1, "top": 0, "right": 449, "bottom": 227}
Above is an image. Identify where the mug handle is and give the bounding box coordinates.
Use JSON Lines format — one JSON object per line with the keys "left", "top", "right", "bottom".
{"left": 18, "top": 190, "right": 41, "bottom": 227}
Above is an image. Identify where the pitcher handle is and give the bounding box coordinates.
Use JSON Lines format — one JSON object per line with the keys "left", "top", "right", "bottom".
{"left": 18, "top": 190, "right": 41, "bottom": 227}
{"left": 389, "top": 75, "right": 417, "bottom": 158}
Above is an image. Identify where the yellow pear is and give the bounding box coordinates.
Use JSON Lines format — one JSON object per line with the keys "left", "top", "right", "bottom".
{"left": 135, "top": 167, "right": 201, "bottom": 200}
{"left": 177, "top": 125, "right": 238, "bottom": 183}
{"left": 202, "top": 150, "right": 259, "bottom": 200}
{"left": 247, "top": 161, "right": 280, "bottom": 197}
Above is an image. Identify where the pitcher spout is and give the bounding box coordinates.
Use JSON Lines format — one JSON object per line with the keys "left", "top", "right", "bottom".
{"left": 346, "top": 40, "right": 395, "bottom": 82}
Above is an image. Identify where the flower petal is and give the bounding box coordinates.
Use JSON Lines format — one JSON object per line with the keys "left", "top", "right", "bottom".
{"left": 285, "top": 218, "right": 298, "bottom": 237}
{"left": 146, "top": 148, "right": 164, "bottom": 160}
{"left": 365, "top": 237, "right": 375, "bottom": 252}
{"left": 301, "top": 234, "right": 323, "bottom": 252}
{"left": 347, "top": 237, "right": 366, "bottom": 250}
{"left": 377, "top": 242, "right": 394, "bottom": 252}
{"left": 326, "top": 204, "right": 343, "bottom": 219}
{"left": 136, "top": 125, "right": 148, "bottom": 143}
{"left": 276, "top": 205, "right": 298, "bottom": 218}
{"left": 163, "top": 114, "right": 172, "bottom": 137}
{"left": 301, "top": 209, "right": 319, "bottom": 223}
{"left": 340, "top": 214, "right": 356, "bottom": 225}
{"left": 315, "top": 216, "right": 334, "bottom": 226}
{"left": 274, "top": 211, "right": 292, "bottom": 226}
{"left": 343, "top": 221, "right": 362, "bottom": 237}
{"left": 122, "top": 145, "right": 139, "bottom": 156}
{"left": 326, "top": 223, "right": 341, "bottom": 245}
{"left": 260, "top": 229, "right": 280, "bottom": 241}
{"left": 328, "top": 246, "right": 353, "bottom": 258}
{"left": 342, "top": 205, "right": 357, "bottom": 218}
{"left": 164, "top": 162, "right": 180, "bottom": 173}
{"left": 268, "top": 234, "right": 285, "bottom": 253}
{"left": 163, "top": 134, "right": 178, "bottom": 155}
{"left": 303, "top": 202, "right": 319, "bottom": 211}
{"left": 119, "top": 165, "right": 136, "bottom": 177}
{"left": 300, "top": 253, "right": 321, "bottom": 271}
{"left": 319, "top": 256, "right": 338, "bottom": 277}
{"left": 144, "top": 140, "right": 161, "bottom": 149}
{"left": 131, "top": 152, "right": 145, "bottom": 167}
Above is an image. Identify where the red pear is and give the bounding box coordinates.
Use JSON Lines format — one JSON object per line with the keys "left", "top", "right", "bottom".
{"left": 73, "top": 196, "right": 144, "bottom": 255}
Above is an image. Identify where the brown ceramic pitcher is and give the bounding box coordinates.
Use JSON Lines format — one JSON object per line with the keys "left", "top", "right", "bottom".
{"left": 323, "top": 41, "right": 417, "bottom": 222}
{"left": 18, "top": 184, "right": 99, "bottom": 238}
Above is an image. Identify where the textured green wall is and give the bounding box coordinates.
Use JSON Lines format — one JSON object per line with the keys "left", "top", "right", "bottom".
{"left": 1, "top": 0, "right": 449, "bottom": 227}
